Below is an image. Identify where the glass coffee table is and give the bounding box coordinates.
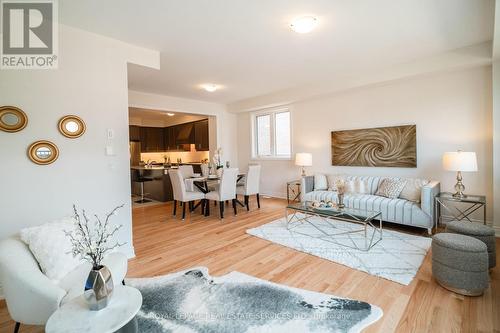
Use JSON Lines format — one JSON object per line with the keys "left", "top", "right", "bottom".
{"left": 285, "top": 202, "right": 383, "bottom": 251}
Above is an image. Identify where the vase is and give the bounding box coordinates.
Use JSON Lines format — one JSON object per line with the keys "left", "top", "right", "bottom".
{"left": 84, "top": 265, "right": 114, "bottom": 311}
{"left": 337, "top": 193, "right": 345, "bottom": 209}
{"left": 216, "top": 167, "right": 223, "bottom": 177}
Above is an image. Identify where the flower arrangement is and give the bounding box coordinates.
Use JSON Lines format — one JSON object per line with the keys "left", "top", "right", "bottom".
{"left": 335, "top": 179, "right": 346, "bottom": 195}
{"left": 65, "top": 204, "right": 126, "bottom": 269}
{"left": 213, "top": 148, "right": 223, "bottom": 169}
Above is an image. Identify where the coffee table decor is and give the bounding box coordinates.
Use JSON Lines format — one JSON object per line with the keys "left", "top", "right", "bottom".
{"left": 126, "top": 267, "right": 383, "bottom": 333}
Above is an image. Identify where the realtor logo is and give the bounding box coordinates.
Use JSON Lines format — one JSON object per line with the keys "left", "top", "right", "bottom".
{"left": 1, "top": 0, "right": 58, "bottom": 69}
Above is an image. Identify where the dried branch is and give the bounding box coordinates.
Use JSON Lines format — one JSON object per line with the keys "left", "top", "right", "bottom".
{"left": 65, "top": 204, "right": 126, "bottom": 268}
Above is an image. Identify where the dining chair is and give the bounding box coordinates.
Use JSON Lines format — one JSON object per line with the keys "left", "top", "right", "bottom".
{"left": 178, "top": 165, "right": 194, "bottom": 178}
{"left": 201, "top": 164, "right": 209, "bottom": 177}
{"left": 205, "top": 168, "right": 239, "bottom": 219}
{"left": 169, "top": 169, "right": 205, "bottom": 220}
{"left": 236, "top": 164, "right": 261, "bottom": 210}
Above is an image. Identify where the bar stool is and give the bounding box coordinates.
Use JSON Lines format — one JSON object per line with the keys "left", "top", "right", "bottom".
{"left": 131, "top": 169, "right": 153, "bottom": 203}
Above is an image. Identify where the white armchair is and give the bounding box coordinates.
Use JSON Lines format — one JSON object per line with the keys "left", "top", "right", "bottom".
{"left": 0, "top": 235, "right": 128, "bottom": 331}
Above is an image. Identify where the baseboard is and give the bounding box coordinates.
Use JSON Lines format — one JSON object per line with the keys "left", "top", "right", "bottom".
{"left": 260, "top": 191, "right": 287, "bottom": 200}
{"left": 124, "top": 245, "right": 136, "bottom": 259}
{"left": 494, "top": 226, "right": 500, "bottom": 238}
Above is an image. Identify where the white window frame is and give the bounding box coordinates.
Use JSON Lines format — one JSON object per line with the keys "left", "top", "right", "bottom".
{"left": 251, "top": 106, "right": 292, "bottom": 160}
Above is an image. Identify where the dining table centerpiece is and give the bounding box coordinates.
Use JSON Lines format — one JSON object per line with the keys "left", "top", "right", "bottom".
{"left": 65, "top": 204, "right": 125, "bottom": 311}
{"left": 213, "top": 148, "right": 224, "bottom": 177}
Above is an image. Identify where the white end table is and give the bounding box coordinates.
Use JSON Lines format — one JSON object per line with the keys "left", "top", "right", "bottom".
{"left": 46, "top": 286, "right": 142, "bottom": 333}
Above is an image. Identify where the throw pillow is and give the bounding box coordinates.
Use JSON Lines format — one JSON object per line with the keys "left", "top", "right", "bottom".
{"left": 20, "top": 218, "right": 82, "bottom": 282}
{"left": 399, "top": 178, "right": 430, "bottom": 203}
{"left": 314, "top": 173, "right": 328, "bottom": 190}
{"left": 327, "top": 174, "right": 346, "bottom": 191}
{"left": 345, "top": 179, "right": 370, "bottom": 194}
{"left": 375, "top": 178, "right": 407, "bottom": 199}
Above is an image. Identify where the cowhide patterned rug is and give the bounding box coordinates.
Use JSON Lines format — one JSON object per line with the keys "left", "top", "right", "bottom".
{"left": 125, "top": 267, "right": 382, "bottom": 333}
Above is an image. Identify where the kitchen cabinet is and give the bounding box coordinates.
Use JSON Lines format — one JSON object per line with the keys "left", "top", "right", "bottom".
{"left": 140, "top": 127, "right": 165, "bottom": 152}
{"left": 132, "top": 119, "right": 209, "bottom": 152}
{"left": 164, "top": 126, "right": 176, "bottom": 151}
{"left": 129, "top": 125, "right": 141, "bottom": 141}
{"left": 194, "top": 119, "right": 209, "bottom": 151}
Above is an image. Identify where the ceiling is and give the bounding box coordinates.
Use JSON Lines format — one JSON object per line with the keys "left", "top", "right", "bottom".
{"left": 129, "top": 108, "right": 207, "bottom": 127}
{"left": 60, "top": 0, "right": 495, "bottom": 105}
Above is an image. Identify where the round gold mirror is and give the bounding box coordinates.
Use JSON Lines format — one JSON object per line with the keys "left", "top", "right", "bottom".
{"left": 58, "top": 115, "right": 86, "bottom": 138}
{"left": 28, "top": 140, "right": 59, "bottom": 165}
{"left": 0, "top": 106, "right": 28, "bottom": 132}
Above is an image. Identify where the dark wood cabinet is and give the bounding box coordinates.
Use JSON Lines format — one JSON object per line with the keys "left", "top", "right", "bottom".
{"left": 133, "top": 119, "right": 209, "bottom": 152}
{"left": 140, "top": 127, "right": 165, "bottom": 152}
{"left": 129, "top": 125, "right": 141, "bottom": 141}
{"left": 194, "top": 119, "right": 209, "bottom": 151}
{"left": 164, "top": 126, "right": 176, "bottom": 151}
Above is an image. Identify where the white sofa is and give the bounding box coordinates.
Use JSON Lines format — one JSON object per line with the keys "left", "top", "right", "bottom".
{"left": 0, "top": 235, "right": 128, "bottom": 328}
{"left": 301, "top": 175, "right": 440, "bottom": 234}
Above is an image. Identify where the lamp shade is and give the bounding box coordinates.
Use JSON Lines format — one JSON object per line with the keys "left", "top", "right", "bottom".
{"left": 295, "top": 153, "right": 312, "bottom": 167}
{"left": 442, "top": 151, "right": 477, "bottom": 172}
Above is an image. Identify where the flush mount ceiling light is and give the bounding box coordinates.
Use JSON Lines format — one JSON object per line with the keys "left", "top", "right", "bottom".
{"left": 290, "top": 16, "right": 318, "bottom": 34}
{"left": 201, "top": 84, "right": 219, "bottom": 92}
{"left": 166, "top": 113, "right": 175, "bottom": 116}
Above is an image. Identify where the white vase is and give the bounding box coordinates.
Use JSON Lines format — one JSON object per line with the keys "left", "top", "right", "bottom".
{"left": 216, "top": 168, "right": 223, "bottom": 177}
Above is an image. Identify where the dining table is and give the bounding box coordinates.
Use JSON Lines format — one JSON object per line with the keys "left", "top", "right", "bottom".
{"left": 184, "top": 174, "right": 246, "bottom": 216}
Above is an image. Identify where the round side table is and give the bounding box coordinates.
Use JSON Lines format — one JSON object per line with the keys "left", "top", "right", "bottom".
{"left": 46, "top": 286, "right": 142, "bottom": 333}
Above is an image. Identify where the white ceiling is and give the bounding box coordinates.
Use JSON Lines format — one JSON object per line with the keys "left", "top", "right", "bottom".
{"left": 60, "top": 0, "right": 495, "bottom": 105}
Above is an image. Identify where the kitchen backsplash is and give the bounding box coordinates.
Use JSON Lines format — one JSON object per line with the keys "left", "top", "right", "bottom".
{"left": 140, "top": 151, "right": 209, "bottom": 164}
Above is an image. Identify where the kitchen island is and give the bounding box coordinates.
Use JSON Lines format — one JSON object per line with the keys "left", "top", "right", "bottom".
{"left": 130, "top": 163, "right": 202, "bottom": 202}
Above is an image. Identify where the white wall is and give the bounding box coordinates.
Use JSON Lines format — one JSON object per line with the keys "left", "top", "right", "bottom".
{"left": 0, "top": 25, "right": 159, "bottom": 256}
{"left": 493, "top": 60, "right": 500, "bottom": 233}
{"left": 238, "top": 67, "right": 494, "bottom": 221}
{"left": 129, "top": 91, "right": 238, "bottom": 168}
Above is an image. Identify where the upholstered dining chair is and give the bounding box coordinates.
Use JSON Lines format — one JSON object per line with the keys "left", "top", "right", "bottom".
{"left": 169, "top": 169, "right": 205, "bottom": 220}
{"left": 201, "top": 164, "right": 209, "bottom": 177}
{"left": 178, "top": 165, "right": 194, "bottom": 178}
{"left": 205, "top": 168, "right": 239, "bottom": 219}
{"left": 236, "top": 164, "right": 261, "bottom": 210}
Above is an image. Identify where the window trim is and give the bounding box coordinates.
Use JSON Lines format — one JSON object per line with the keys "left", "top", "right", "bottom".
{"left": 251, "top": 106, "right": 292, "bottom": 161}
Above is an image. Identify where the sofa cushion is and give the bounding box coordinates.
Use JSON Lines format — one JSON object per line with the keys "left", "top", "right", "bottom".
{"left": 326, "top": 174, "right": 345, "bottom": 191}
{"left": 344, "top": 176, "right": 381, "bottom": 194}
{"left": 314, "top": 173, "right": 328, "bottom": 190}
{"left": 304, "top": 191, "right": 430, "bottom": 227}
{"left": 399, "top": 178, "right": 429, "bottom": 203}
{"left": 20, "top": 218, "right": 82, "bottom": 283}
{"left": 376, "top": 178, "right": 407, "bottom": 199}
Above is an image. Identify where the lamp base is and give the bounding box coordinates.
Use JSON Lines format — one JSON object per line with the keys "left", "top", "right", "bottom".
{"left": 452, "top": 171, "right": 466, "bottom": 198}
{"left": 301, "top": 167, "right": 306, "bottom": 177}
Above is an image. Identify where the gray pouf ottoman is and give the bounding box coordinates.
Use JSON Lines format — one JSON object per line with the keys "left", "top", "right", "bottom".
{"left": 446, "top": 221, "right": 496, "bottom": 269}
{"left": 432, "top": 233, "right": 489, "bottom": 296}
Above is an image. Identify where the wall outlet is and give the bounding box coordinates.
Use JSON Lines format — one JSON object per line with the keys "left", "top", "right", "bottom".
{"left": 107, "top": 128, "right": 114, "bottom": 139}
{"left": 105, "top": 145, "right": 114, "bottom": 156}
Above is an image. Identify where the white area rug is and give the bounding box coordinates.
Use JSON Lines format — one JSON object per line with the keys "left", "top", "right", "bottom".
{"left": 247, "top": 214, "right": 431, "bottom": 285}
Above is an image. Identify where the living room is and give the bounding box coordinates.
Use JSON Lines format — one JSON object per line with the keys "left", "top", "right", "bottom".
{"left": 0, "top": 1, "right": 499, "bottom": 332}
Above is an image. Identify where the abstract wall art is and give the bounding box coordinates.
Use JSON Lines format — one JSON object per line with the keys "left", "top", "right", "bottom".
{"left": 331, "top": 125, "right": 416, "bottom": 167}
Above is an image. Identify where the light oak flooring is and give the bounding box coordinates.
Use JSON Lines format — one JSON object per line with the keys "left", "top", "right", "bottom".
{"left": 1, "top": 197, "right": 499, "bottom": 332}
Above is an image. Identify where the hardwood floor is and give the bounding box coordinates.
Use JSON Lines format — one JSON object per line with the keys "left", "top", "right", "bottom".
{"left": 1, "top": 197, "right": 499, "bottom": 332}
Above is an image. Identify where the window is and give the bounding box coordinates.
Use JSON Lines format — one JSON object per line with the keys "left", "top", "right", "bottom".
{"left": 253, "top": 108, "right": 291, "bottom": 159}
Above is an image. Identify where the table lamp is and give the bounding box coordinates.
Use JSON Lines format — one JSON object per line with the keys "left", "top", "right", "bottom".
{"left": 442, "top": 151, "right": 477, "bottom": 198}
{"left": 295, "top": 153, "right": 312, "bottom": 177}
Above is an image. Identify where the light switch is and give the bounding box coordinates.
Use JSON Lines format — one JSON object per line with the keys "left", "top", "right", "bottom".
{"left": 107, "top": 129, "right": 114, "bottom": 139}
